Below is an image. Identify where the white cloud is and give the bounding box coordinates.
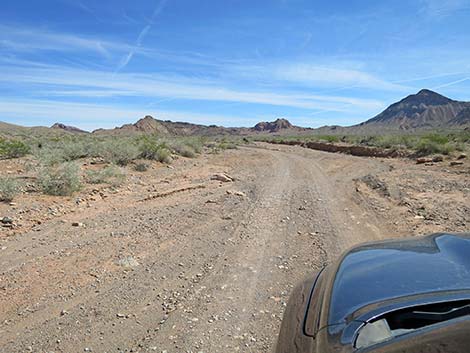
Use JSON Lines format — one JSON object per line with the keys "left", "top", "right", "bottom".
{"left": 0, "top": 24, "right": 229, "bottom": 70}
{"left": 0, "top": 99, "right": 257, "bottom": 130}
{"left": 0, "top": 65, "right": 385, "bottom": 112}
{"left": 0, "top": 25, "right": 120, "bottom": 57}
{"left": 273, "top": 64, "right": 404, "bottom": 90}
{"left": 227, "top": 62, "right": 408, "bottom": 92}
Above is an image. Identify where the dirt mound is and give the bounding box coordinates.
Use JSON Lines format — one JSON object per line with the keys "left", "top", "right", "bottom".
{"left": 270, "top": 140, "right": 411, "bottom": 158}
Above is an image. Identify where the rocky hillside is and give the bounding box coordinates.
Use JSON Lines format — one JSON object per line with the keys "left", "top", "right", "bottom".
{"left": 253, "top": 118, "right": 293, "bottom": 132}
{"left": 357, "top": 89, "right": 470, "bottom": 130}
{"left": 51, "top": 123, "right": 88, "bottom": 134}
{"left": 2, "top": 89, "right": 469, "bottom": 138}
{"left": 92, "top": 116, "right": 307, "bottom": 136}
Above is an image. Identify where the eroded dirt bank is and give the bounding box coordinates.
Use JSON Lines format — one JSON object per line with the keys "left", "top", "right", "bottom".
{"left": 0, "top": 143, "right": 468, "bottom": 352}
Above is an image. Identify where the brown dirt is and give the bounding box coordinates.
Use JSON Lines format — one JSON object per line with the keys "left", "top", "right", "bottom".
{"left": 0, "top": 143, "right": 468, "bottom": 352}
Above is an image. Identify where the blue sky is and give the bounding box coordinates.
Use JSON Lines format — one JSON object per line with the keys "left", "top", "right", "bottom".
{"left": 1, "top": 0, "right": 470, "bottom": 130}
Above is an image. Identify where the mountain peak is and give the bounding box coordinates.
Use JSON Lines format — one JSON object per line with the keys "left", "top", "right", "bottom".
{"left": 253, "top": 118, "right": 293, "bottom": 132}
{"left": 400, "top": 89, "right": 453, "bottom": 106}
{"left": 51, "top": 123, "right": 88, "bottom": 133}
{"left": 359, "top": 89, "right": 468, "bottom": 130}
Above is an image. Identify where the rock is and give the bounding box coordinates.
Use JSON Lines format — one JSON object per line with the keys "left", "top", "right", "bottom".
{"left": 1, "top": 217, "right": 13, "bottom": 224}
{"left": 116, "top": 313, "right": 126, "bottom": 318}
{"left": 211, "top": 173, "right": 234, "bottom": 182}
{"left": 205, "top": 199, "right": 217, "bottom": 204}
{"left": 432, "top": 155, "right": 444, "bottom": 162}
{"left": 116, "top": 256, "right": 139, "bottom": 268}
{"left": 359, "top": 175, "right": 390, "bottom": 197}
{"left": 450, "top": 161, "right": 464, "bottom": 166}
{"left": 457, "top": 153, "right": 467, "bottom": 160}
{"left": 227, "top": 190, "right": 246, "bottom": 197}
{"left": 416, "top": 158, "right": 432, "bottom": 164}
{"left": 71, "top": 222, "right": 84, "bottom": 227}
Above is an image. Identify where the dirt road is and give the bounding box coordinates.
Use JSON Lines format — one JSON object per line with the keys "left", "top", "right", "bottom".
{"left": 0, "top": 144, "right": 442, "bottom": 352}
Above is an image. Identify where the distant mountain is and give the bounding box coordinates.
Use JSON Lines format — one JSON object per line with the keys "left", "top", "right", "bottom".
{"left": 357, "top": 89, "right": 470, "bottom": 131}
{"left": 93, "top": 116, "right": 307, "bottom": 136}
{"left": 0, "top": 121, "right": 75, "bottom": 139}
{"left": 2, "top": 89, "right": 469, "bottom": 138}
{"left": 51, "top": 123, "right": 88, "bottom": 134}
{"left": 253, "top": 118, "right": 294, "bottom": 132}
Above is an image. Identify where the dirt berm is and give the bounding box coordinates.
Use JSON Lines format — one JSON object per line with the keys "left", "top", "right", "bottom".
{"left": 270, "top": 139, "right": 411, "bottom": 158}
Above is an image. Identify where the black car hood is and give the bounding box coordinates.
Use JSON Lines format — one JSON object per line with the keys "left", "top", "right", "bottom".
{"left": 328, "top": 233, "right": 470, "bottom": 326}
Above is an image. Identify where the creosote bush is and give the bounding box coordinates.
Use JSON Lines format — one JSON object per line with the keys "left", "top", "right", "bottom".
{"left": 38, "top": 162, "right": 82, "bottom": 196}
{"left": 0, "top": 177, "right": 20, "bottom": 202}
{"left": 0, "top": 139, "right": 30, "bottom": 159}
{"left": 171, "top": 143, "right": 196, "bottom": 158}
{"left": 86, "top": 165, "right": 126, "bottom": 186}
{"left": 137, "top": 136, "right": 172, "bottom": 163}
{"left": 102, "top": 140, "right": 139, "bottom": 166}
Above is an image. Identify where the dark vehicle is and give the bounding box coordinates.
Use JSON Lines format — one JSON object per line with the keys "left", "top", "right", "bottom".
{"left": 276, "top": 233, "right": 470, "bottom": 353}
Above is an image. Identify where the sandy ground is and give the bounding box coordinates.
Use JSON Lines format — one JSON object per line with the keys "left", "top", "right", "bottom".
{"left": 0, "top": 143, "right": 468, "bottom": 353}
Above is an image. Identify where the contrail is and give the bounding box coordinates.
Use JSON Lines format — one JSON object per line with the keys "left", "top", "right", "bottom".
{"left": 115, "top": 0, "right": 168, "bottom": 73}
{"left": 433, "top": 76, "right": 470, "bottom": 89}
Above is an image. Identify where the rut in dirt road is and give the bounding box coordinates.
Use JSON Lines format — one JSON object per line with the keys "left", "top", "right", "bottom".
{"left": 0, "top": 146, "right": 392, "bottom": 353}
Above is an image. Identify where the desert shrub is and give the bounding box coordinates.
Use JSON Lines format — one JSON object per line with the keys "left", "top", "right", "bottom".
{"left": 101, "top": 140, "right": 139, "bottom": 166}
{"left": 317, "top": 135, "right": 340, "bottom": 143}
{"left": 422, "top": 133, "right": 449, "bottom": 145}
{"left": 167, "top": 137, "right": 205, "bottom": 158}
{"left": 450, "top": 142, "right": 466, "bottom": 152}
{"left": 38, "top": 162, "right": 82, "bottom": 196}
{"left": 217, "top": 141, "right": 238, "bottom": 150}
{"left": 86, "top": 165, "right": 125, "bottom": 186}
{"left": 35, "top": 138, "right": 93, "bottom": 164}
{"left": 36, "top": 146, "right": 65, "bottom": 166}
{"left": 172, "top": 143, "right": 196, "bottom": 158}
{"left": 59, "top": 140, "right": 88, "bottom": 161}
{"left": 415, "top": 139, "right": 454, "bottom": 156}
{"left": 134, "top": 162, "right": 149, "bottom": 172}
{"left": 137, "top": 137, "right": 172, "bottom": 163}
{"left": 184, "top": 138, "right": 203, "bottom": 153}
{"left": 0, "top": 139, "right": 30, "bottom": 159}
{"left": 0, "top": 177, "right": 20, "bottom": 202}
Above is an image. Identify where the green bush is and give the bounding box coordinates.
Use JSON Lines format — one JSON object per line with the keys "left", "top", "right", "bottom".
{"left": 59, "top": 139, "right": 92, "bottom": 161}
{"left": 416, "top": 140, "right": 454, "bottom": 156}
{"left": 0, "top": 139, "right": 30, "bottom": 159}
{"left": 39, "top": 162, "right": 82, "bottom": 196}
{"left": 172, "top": 143, "right": 196, "bottom": 158}
{"left": 137, "top": 137, "right": 172, "bottom": 163}
{"left": 86, "top": 165, "right": 125, "bottom": 186}
{"left": 317, "top": 135, "right": 340, "bottom": 143}
{"left": 0, "top": 177, "right": 20, "bottom": 202}
{"left": 422, "top": 133, "right": 449, "bottom": 145}
{"left": 102, "top": 140, "right": 139, "bottom": 166}
{"left": 35, "top": 139, "right": 90, "bottom": 164}
{"left": 184, "top": 138, "right": 203, "bottom": 153}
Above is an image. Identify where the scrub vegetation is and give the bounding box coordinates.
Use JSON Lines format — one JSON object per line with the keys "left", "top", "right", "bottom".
{"left": 256, "top": 131, "right": 470, "bottom": 157}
